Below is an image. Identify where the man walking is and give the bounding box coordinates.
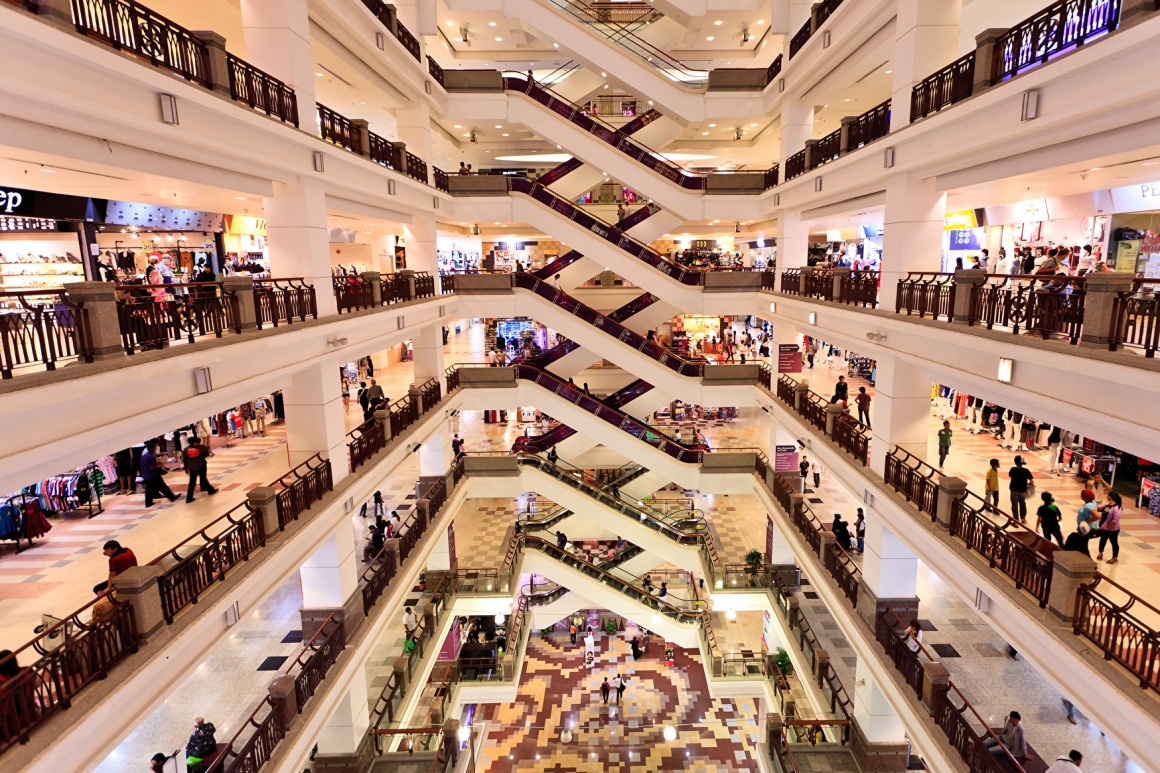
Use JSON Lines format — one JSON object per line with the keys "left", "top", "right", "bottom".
{"left": 601, "top": 677, "right": 611, "bottom": 704}
{"left": 182, "top": 437, "right": 217, "bottom": 502}
{"left": 141, "top": 441, "right": 178, "bottom": 507}
{"left": 1009, "top": 456, "right": 1034, "bottom": 521}
{"left": 569, "top": 619, "right": 578, "bottom": 644}
{"left": 937, "top": 421, "right": 953, "bottom": 468}
{"left": 985, "top": 459, "right": 1001, "bottom": 511}
{"left": 451, "top": 433, "right": 464, "bottom": 460}
{"left": 365, "top": 378, "right": 385, "bottom": 406}
{"left": 855, "top": 387, "right": 871, "bottom": 427}
{"left": 615, "top": 673, "right": 627, "bottom": 704}
{"left": 1036, "top": 492, "right": 1065, "bottom": 548}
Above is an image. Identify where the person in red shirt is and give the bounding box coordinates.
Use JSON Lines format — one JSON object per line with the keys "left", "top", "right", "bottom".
{"left": 100, "top": 540, "right": 137, "bottom": 592}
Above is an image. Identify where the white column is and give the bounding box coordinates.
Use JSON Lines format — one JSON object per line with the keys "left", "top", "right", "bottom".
{"left": 413, "top": 322, "right": 446, "bottom": 390}
{"left": 264, "top": 180, "right": 337, "bottom": 316}
{"left": 779, "top": 99, "right": 814, "bottom": 162}
{"left": 775, "top": 212, "right": 809, "bottom": 293}
{"left": 868, "top": 356, "right": 930, "bottom": 476}
{"left": 397, "top": 105, "right": 433, "bottom": 165}
{"left": 419, "top": 423, "right": 451, "bottom": 477}
{"left": 853, "top": 661, "right": 907, "bottom": 743}
{"left": 240, "top": 0, "right": 316, "bottom": 115}
{"left": 284, "top": 361, "right": 351, "bottom": 482}
{"left": 316, "top": 669, "right": 371, "bottom": 754}
{"left": 370, "top": 234, "right": 395, "bottom": 273}
{"left": 881, "top": 174, "right": 945, "bottom": 308}
{"left": 767, "top": 519, "right": 796, "bottom": 567}
{"left": 425, "top": 524, "right": 453, "bottom": 572}
{"left": 301, "top": 527, "right": 359, "bottom": 610}
{"left": 789, "top": 1, "right": 813, "bottom": 32}
{"left": 860, "top": 517, "right": 918, "bottom": 602}
{"left": 403, "top": 215, "right": 438, "bottom": 275}
{"left": 890, "top": 0, "right": 963, "bottom": 132}
{"left": 767, "top": 409, "right": 797, "bottom": 468}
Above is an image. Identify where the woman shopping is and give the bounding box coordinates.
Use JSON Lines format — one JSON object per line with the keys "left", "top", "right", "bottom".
{"left": 1096, "top": 491, "right": 1123, "bottom": 564}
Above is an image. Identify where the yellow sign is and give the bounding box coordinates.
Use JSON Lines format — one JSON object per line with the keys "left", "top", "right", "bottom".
{"left": 1116, "top": 240, "right": 1139, "bottom": 272}
{"left": 944, "top": 210, "right": 978, "bottom": 230}
{"left": 226, "top": 215, "right": 267, "bottom": 236}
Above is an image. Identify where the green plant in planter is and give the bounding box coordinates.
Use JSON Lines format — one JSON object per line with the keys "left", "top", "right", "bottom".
{"left": 745, "top": 548, "right": 764, "bottom": 573}
{"left": 774, "top": 647, "right": 793, "bottom": 677}
{"left": 605, "top": 619, "right": 617, "bottom": 634}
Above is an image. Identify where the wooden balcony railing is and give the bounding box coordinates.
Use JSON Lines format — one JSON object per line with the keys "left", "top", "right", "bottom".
{"left": 838, "top": 270, "right": 879, "bottom": 308}
{"left": 784, "top": 148, "right": 807, "bottom": 180}
{"left": 804, "top": 268, "right": 834, "bottom": 300}
{"left": 318, "top": 103, "right": 360, "bottom": 151}
{"left": 1109, "top": 280, "right": 1160, "bottom": 357}
{"left": 288, "top": 615, "right": 346, "bottom": 710}
{"left": 788, "top": 18, "right": 812, "bottom": 58}
{"left": 0, "top": 291, "right": 93, "bottom": 379}
{"left": 949, "top": 491, "right": 1053, "bottom": 608}
{"left": 71, "top": 0, "right": 211, "bottom": 86}
{"left": 911, "top": 52, "right": 976, "bottom": 121}
{"left": 810, "top": 129, "right": 842, "bottom": 170}
{"left": 933, "top": 681, "right": 1029, "bottom": 772}
{"left": 780, "top": 268, "right": 803, "bottom": 295}
{"left": 847, "top": 99, "right": 891, "bottom": 149}
{"left": 332, "top": 275, "right": 376, "bottom": 313}
{"left": 895, "top": 272, "right": 955, "bottom": 320}
{"left": 1073, "top": 572, "right": 1160, "bottom": 694}
{"left": 273, "top": 454, "right": 333, "bottom": 530}
{"left": 348, "top": 418, "right": 386, "bottom": 472}
{"left": 226, "top": 53, "right": 299, "bottom": 126}
{"left": 968, "top": 274, "right": 1086, "bottom": 344}
{"left": 824, "top": 541, "right": 861, "bottom": 606}
{"left": 831, "top": 415, "right": 869, "bottom": 465}
{"left": 884, "top": 446, "right": 941, "bottom": 519}
{"left": 115, "top": 282, "right": 241, "bottom": 354}
{"left": 253, "top": 278, "right": 317, "bottom": 328}
{"left": 993, "top": 0, "right": 1121, "bottom": 84}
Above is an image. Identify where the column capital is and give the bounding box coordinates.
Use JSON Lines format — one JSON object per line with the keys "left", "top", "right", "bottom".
{"left": 1083, "top": 271, "right": 1135, "bottom": 293}
{"left": 1081, "top": 272, "right": 1134, "bottom": 348}
{"left": 974, "top": 27, "right": 1008, "bottom": 46}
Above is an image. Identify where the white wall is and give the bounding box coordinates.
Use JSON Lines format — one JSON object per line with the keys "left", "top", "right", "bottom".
{"left": 958, "top": 0, "right": 1051, "bottom": 54}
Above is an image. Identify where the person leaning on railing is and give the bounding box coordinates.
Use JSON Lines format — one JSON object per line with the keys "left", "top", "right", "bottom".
{"left": 983, "top": 711, "right": 1028, "bottom": 762}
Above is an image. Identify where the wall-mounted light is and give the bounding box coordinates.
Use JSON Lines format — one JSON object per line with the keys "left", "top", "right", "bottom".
{"left": 1021, "top": 90, "right": 1038, "bottom": 121}
{"left": 997, "top": 357, "right": 1013, "bottom": 383}
{"left": 883, "top": 147, "right": 895, "bottom": 168}
{"left": 808, "top": 312, "right": 817, "bottom": 325}
{"left": 822, "top": 31, "right": 831, "bottom": 48}
{"left": 814, "top": 177, "right": 823, "bottom": 193}
{"left": 375, "top": 32, "right": 385, "bottom": 50}
{"left": 769, "top": 302, "right": 776, "bottom": 313}
{"left": 159, "top": 94, "right": 179, "bottom": 125}
{"left": 313, "top": 151, "right": 325, "bottom": 173}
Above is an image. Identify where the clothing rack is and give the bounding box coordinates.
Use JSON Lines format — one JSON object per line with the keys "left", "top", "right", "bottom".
{"left": 25, "top": 463, "right": 103, "bottom": 518}
{"left": 0, "top": 491, "right": 51, "bottom": 552}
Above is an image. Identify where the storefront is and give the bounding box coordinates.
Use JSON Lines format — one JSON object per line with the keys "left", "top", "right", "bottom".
{"left": 438, "top": 235, "right": 483, "bottom": 273}
{"left": 820, "top": 226, "right": 882, "bottom": 269}
{"left": 739, "top": 238, "right": 776, "bottom": 269}
{"left": 224, "top": 214, "right": 269, "bottom": 275}
{"left": 0, "top": 185, "right": 102, "bottom": 293}
{"left": 481, "top": 240, "right": 562, "bottom": 273}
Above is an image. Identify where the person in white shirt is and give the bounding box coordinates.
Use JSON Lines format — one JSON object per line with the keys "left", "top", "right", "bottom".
{"left": 552, "top": 274, "right": 562, "bottom": 291}
{"left": 1076, "top": 245, "right": 1096, "bottom": 274}
{"left": 903, "top": 620, "right": 923, "bottom": 653}
{"left": 1046, "top": 750, "right": 1083, "bottom": 772}
{"left": 487, "top": 349, "right": 497, "bottom": 367}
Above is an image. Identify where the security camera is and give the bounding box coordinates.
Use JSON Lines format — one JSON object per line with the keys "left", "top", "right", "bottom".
{"left": 408, "top": 442, "right": 422, "bottom": 453}
{"left": 796, "top": 439, "right": 805, "bottom": 449}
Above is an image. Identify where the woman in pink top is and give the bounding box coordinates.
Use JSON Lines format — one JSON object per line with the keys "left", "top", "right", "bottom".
{"left": 1097, "top": 491, "right": 1122, "bottom": 564}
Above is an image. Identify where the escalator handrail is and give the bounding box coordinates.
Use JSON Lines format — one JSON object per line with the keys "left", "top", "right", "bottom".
{"left": 534, "top": 201, "right": 660, "bottom": 280}
{"left": 515, "top": 535, "right": 706, "bottom": 624}
{"left": 502, "top": 73, "right": 708, "bottom": 189}
{"left": 510, "top": 377, "right": 654, "bottom": 454}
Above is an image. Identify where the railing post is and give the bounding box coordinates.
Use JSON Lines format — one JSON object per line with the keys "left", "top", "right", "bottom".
{"left": 972, "top": 29, "right": 1007, "bottom": 94}
{"left": 934, "top": 477, "right": 965, "bottom": 529}
{"left": 400, "top": 269, "right": 418, "bottom": 300}
{"left": 223, "top": 275, "right": 257, "bottom": 331}
{"left": 1047, "top": 552, "right": 1096, "bottom": 621}
{"left": 824, "top": 403, "right": 844, "bottom": 437}
{"left": 818, "top": 530, "right": 836, "bottom": 566}
{"left": 112, "top": 565, "right": 165, "bottom": 638}
{"left": 269, "top": 673, "right": 299, "bottom": 718}
{"left": 362, "top": 271, "right": 383, "bottom": 306}
{"left": 793, "top": 380, "right": 810, "bottom": 413}
{"left": 839, "top": 115, "right": 857, "bottom": 154}
{"left": 63, "top": 282, "right": 127, "bottom": 362}
{"left": 395, "top": 142, "right": 409, "bottom": 177}
{"left": 374, "top": 407, "right": 393, "bottom": 442}
{"left": 191, "top": 32, "right": 232, "bottom": 96}
{"left": 951, "top": 269, "right": 987, "bottom": 323}
{"left": 248, "top": 486, "right": 281, "bottom": 536}
{"left": 813, "top": 648, "right": 830, "bottom": 689}
{"left": 803, "top": 138, "right": 819, "bottom": 170}
{"left": 832, "top": 267, "right": 850, "bottom": 301}
{"left": 36, "top": 0, "right": 74, "bottom": 30}
{"left": 1079, "top": 271, "right": 1134, "bottom": 348}
{"left": 350, "top": 119, "right": 372, "bottom": 157}
{"left": 921, "top": 661, "right": 950, "bottom": 714}
{"left": 408, "top": 383, "right": 423, "bottom": 414}
{"left": 767, "top": 711, "right": 785, "bottom": 754}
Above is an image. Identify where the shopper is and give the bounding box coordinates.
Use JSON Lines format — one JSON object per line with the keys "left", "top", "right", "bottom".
{"left": 114, "top": 448, "right": 135, "bottom": 495}
{"left": 855, "top": 387, "right": 871, "bottom": 427}
{"left": 363, "top": 523, "right": 385, "bottom": 562}
{"left": 141, "top": 441, "right": 178, "bottom": 507}
{"left": 553, "top": 274, "right": 562, "bottom": 291}
{"left": 601, "top": 677, "right": 611, "bottom": 704}
{"left": 833, "top": 376, "right": 848, "bottom": 403}
{"left": 1035, "top": 492, "right": 1065, "bottom": 548}
{"left": 181, "top": 438, "right": 217, "bottom": 503}
{"left": 253, "top": 397, "right": 267, "bottom": 436}
{"left": 937, "top": 421, "right": 953, "bottom": 468}
{"left": 903, "top": 620, "right": 923, "bottom": 653}
{"left": 983, "top": 711, "right": 1028, "bottom": 761}
{"left": 984, "top": 459, "right": 1001, "bottom": 511}
{"left": 1046, "top": 750, "right": 1083, "bottom": 772}
{"left": 365, "top": 378, "right": 385, "bottom": 406}
{"left": 1096, "top": 491, "right": 1123, "bottom": 564}
{"left": 185, "top": 718, "right": 218, "bottom": 770}
{"left": 1008, "top": 456, "right": 1033, "bottom": 521}
{"left": 403, "top": 607, "right": 419, "bottom": 642}
{"left": 807, "top": 340, "right": 818, "bottom": 368}
{"left": 149, "top": 752, "right": 170, "bottom": 773}
{"left": 556, "top": 530, "right": 568, "bottom": 549}
{"left": 811, "top": 459, "right": 822, "bottom": 488}
{"left": 854, "top": 509, "right": 866, "bottom": 553}
{"left": 799, "top": 455, "right": 810, "bottom": 481}
{"left": 615, "top": 674, "right": 626, "bottom": 704}
{"left": 832, "top": 514, "right": 853, "bottom": 551}
{"left": 451, "top": 434, "right": 464, "bottom": 460}
{"left": 1077, "top": 489, "right": 1100, "bottom": 532}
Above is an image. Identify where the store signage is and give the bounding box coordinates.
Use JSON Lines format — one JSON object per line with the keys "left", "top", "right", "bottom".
{"left": 1062, "top": 448, "right": 1073, "bottom": 465}
{"left": 774, "top": 444, "right": 799, "bottom": 472}
{"left": 777, "top": 343, "right": 802, "bottom": 373}
{"left": 762, "top": 609, "right": 773, "bottom": 652}
{"left": 0, "top": 188, "right": 25, "bottom": 214}
{"left": 943, "top": 209, "right": 978, "bottom": 230}
{"left": 447, "top": 519, "right": 456, "bottom": 571}
{"left": 226, "top": 215, "right": 267, "bottom": 236}
{"left": 948, "top": 229, "right": 981, "bottom": 250}
{"left": 1109, "top": 180, "right": 1160, "bottom": 213}
{"left": 766, "top": 515, "right": 775, "bottom": 563}
{"left": 1012, "top": 198, "right": 1049, "bottom": 222}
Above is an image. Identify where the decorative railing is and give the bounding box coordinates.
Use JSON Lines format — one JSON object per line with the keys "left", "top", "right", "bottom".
{"left": 414, "top": 272, "right": 436, "bottom": 299}
{"left": 1073, "top": 572, "right": 1160, "bottom": 694}
{"left": 404, "top": 150, "right": 428, "bottom": 184}
{"left": 968, "top": 274, "right": 1086, "bottom": 344}
{"left": 288, "top": 615, "right": 346, "bottom": 709}
{"left": 332, "top": 275, "right": 375, "bottom": 313}
{"left": 800, "top": 391, "right": 828, "bottom": 434}
{"left": 0, "top": 595, "right": 139, "bottom": 754}
{"left": 831, "top": 415, "right": 869, "bottom": 465}
{"left": 895, "top": 272, "right": 955, "bottom": 320}
{"left": 933, "top": 682, "right": 1029, "bottom": 772}
{"left": 847, "top": 99, "right": 891, "bottom": 149}
{"left": 318, "top": 102, "right": 360, "bottom": 150}
{"left": 360, "top": 543, "right": 398, "bottom": 616}
{"left": 382, "top": 273, "right": 409, "bottom": 305}
{"left": 0, "top": 291, "right": 93, "bottom": 379}
{"left": 433, "top": 166, "right": 449, "bottom": 193}
{"left": 838, "top": 270, "right": 879, "bottom": 307}
{"left": 394, "top": 20, "right": 421, "bottom": 61}
{"left": 776, "top": 374, "right": 797, "bottom": 406}
{"left": 883, "top": 446, "right": 941, "bottom": 519}
{"left": 151, "top": 501, "right": 266, "bottom": 623}
{"left": 911, "top": 52, "right": 976, "bottom": 121}
{"left": 764, "top": 164, "right": 780, "bottom": 190}
{"left": 273, "top": 453, "right": 333, "bottom": 530}
{"left": 427, "top": 55, "right": 444, "bottom": 86}
{"left": 875, "top": 610, "right": 929, "bottom": 699}
{"left": 993, "top": 0, "right": 1121, "bottom": 84}
{"left": 784, "top": 148, "right": 807, "bottom": 180}
{"left": 226, "top": 53, "right": 299, "bottom": 125}
{"left": 368, "top": 131, "right": 401, "bottom": 169}
{"left": 824, "top": 541, "right": 861, "bottom": 606}
{"left": 788, "top": 19, "right": 812, "bottom": 58}
{"left": 253, "top": 278, "right": 317, "bottom": 328}
{"left": 766, "top": 54, "right": 783, "bottom": 84}
{"left": 1109, "top": 280, "right": 1160, "bottom": 357}
{"left": 70, "top": 0, "right": 211, "bottom": 86}
{"left": 780, "top": 268, "right": 803, "bottom": 295}
{"left": 810, "top": 129, "right": 842, "bottom": 169}
{"left": 208, "top": 696, "right": 288, "bottom": 773}
{"left": 761, "top": 270, "right": 778, "bottom": 291}
{"left": 815, "top": 0, "right": 846, "bottom": 28}
{"left": 115, "top": 282, "right": 242, "bottom": 354}
{"left": 949, "top": 491, "right": 1052, "bottom": 607}
{"left": 804, "top": 268, "right": 834, "bottom": 300}
{"left": 348, "top": 418, "right": 386, "bottom": 472}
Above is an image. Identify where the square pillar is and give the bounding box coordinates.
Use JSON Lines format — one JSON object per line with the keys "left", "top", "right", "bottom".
{"left": 412, "top": 322, "right": 446, "bottom": 391}
{"left": 396, "top": 104, "right": 433, "bottom": 163}
{"left": 1048, "top": 552, "right": 1097, "bottom": 621}
{"left": 934, "top": 477, "right": 966, "bottom": 529}
{"left": 951, "top": 269, "right": 988, "bottom": 323}
{"left": 222, "top": 275, "right": 258, "bottom": 331}
{"left": 111, "top": 565, "right": 165, "bottom": 639}
{"left": 853, "top": 661, "right": 907, "bottom": 744}
{"left": 890, "top": 0, "right": 962, "bottom": 132}
{"left": 857, "top": 517, "right": 919, "bottom": 628}
{"left": 240, "top": 0, "right": 317, "bottom": 116}
{"left": 316, "top": 669, "right": 372, "bottom": 756}
{"left": 284, "top": 362, "right": 351, "bottom": 481}
{"left": 881, "top": 175, "right": 945, "bottom": 309}
{"left": 403, "top": 215, "right": 438, "bottom": 275}
{"left": 776, "top": 212, "right": 809, "bottom": 293}
{"left": 248, "top": 486, "right": 282, "bottom": 536}
{"left": 868, "top": 356, "right": 930, "bottom": 477}
{"left": 63, "top": 282, "right": 129, "bottom": 361}
{"left": 779, "top": 100, "right": 814, "bottom": 164}
{"left": 264, "top": 180, "right": 337, "bottom": 316}
{"left": 419, "top": 422, "right": 451, "bottom": 477}
{"left": 1080, "top": 272, "right": 1135, "bottom": 348}
{"left": 972, "top": 29, "right": 1008, "bottom": 95}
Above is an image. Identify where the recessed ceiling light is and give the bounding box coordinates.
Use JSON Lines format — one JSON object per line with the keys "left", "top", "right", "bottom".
{"left": 488, "top": 21, "right": 496, "bottom": 27}
{"left": 714, "top": 20, "right": 723, "bottom": 25}
{"left": 884, "top": 69, "right": 893, "bottom": 74}
{"left": 39, "top": 168, "right": 56, "bottom": 173}
{"left": 446, "top": 21, "right": 454, "bottom": 26}
{"left": 495, "top": 37, "right": 503, "bottom": 41}
{"left": 1090, "top": 167, "right": 1103, "bottom": 171}
{"left": 702, "top": 132, "right": 709, "bottom": 136}
{"left": 1142, "top": 161, "right": 1160, "bottom": 166}
{"left": 706, "top": 36, "right": 714, "bottom": 41}
{"left": 502, "top": 133, "right": 509, "bottom": 136}
{"left": 750, "top": 123, "right": 758, "bottom": 127}
{"left": 495, "top": 125, "right": 503, "bottom": 128}
{"left": 454, "top": 125, "right": 462, "bottom": 128}
{"left": 553, "top": 43, "right": 558, "bottom": 48}
{"left": 235, "top": 196, "right": 248, "bottom": 200}
{"left": 756, "top": 20, "right": 765, "bottom": 25}
{"left": 315, "top": 72, "right": 324, "bottom": 77}
{"left": 463, "top": 133, "right": 470, "bottom": 137}
{"left": 844, "top": 98, "right": 851, "bottom": 102}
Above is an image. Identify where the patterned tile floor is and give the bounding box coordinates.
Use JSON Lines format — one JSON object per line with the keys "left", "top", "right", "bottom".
{"left": 474, "top": 628, "right": 761, "bottom": 772}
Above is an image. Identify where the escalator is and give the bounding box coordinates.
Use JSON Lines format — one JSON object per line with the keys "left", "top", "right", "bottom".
{"left": 511, "top": 377, "right": 657, "bottom": 455}
{"left": 535, "top": 108, "right": 667, "bottom": 201}
{"left": 511, "top": 534, "right": 706, "bottom": 647}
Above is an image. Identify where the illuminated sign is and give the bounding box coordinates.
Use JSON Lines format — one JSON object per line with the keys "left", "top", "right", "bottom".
{"left": 944, "top": 209, "right": 978, "bottom": 230}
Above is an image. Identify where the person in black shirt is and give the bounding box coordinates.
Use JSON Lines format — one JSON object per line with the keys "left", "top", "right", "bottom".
{"left": 1035, "top": 492, "right": 1065, "bottom": 547}
{"left": 1008, "top": 455, "right": 1034, "bottom": 521}
{"left": 834, "top": 376, "right": 849, "bottom": 403}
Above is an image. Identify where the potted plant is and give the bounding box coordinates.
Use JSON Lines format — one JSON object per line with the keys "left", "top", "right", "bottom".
{"left": 745, "top": 549, "right": 764, "bottom": 574}
{"left": 605, "top": 618, "right": 617, "bottom": 634}
{"left": 774, "top": 647, "right": 793, "bottom": 678}
{"left": 418, "top": 572, "right": 427, "bottom": 592}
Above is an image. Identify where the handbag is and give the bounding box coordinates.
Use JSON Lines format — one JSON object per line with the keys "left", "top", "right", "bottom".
{"left": 1078, "top": 521, "right": 1092, "bottom": 536}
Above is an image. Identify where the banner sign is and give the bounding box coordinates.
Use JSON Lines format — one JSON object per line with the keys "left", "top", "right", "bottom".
{"left": 777, "top": 344, "right": 802, "bottom": 373}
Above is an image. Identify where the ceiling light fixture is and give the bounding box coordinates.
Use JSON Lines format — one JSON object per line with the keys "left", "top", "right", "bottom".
{"left": 488, "top": 21, "right": 496, "bottom": 27}
{"left": 713, "top": 20, "right": 723, "bottom": 25}
{"left": 446, "top": 21, "right": 454, "bottom": 26}
{"left": 708, "top": 123, "right": 717, "bottom": 127}
{"left": 706, "top": 36, "right": 714, "bottom": 41}
{"left": 756, "top": 19, "right": 765, "bottom": 25}
{"left": 495, "top": 37, "right": 503, "bottom": 41}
